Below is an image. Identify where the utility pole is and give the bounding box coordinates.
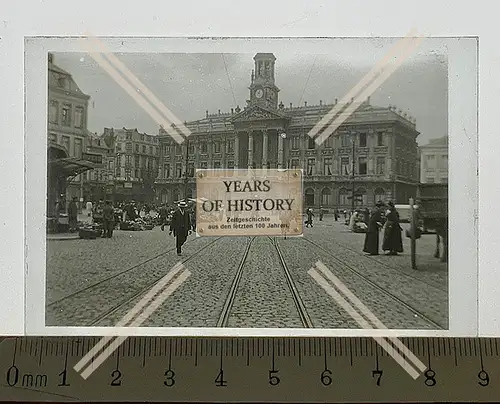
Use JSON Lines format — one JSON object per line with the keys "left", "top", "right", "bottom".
{"left": 183, "top": 138, "right": 189, "bottom": 203}
{"left": 351, "top": 132, "right": 356, "bottom": 212}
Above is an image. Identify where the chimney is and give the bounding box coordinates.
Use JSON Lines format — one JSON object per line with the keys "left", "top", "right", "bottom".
{"left": 231, "top": 108, "right": 234, "bottom": 114}
{"left": 335, "top": 98, "right": 338, "bottom": 104}
{"left": 304, "top": 101, "right": 307, "bottom": 107}
{"left": 289, "top": 103, "right": 292, "bottom": 108}
{"left": 319, "top": 100, "right": 322, "bottom": 106}
{"left": 206, "top": 110, "right": 209, "bottom": 118}
{"left": 218, "top": 109, "right": 221, "bottom": 115}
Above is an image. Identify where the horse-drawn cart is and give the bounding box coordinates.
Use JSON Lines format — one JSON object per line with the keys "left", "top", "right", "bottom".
{"left": 408, "top": 183, "right": 448, "bottom": 269}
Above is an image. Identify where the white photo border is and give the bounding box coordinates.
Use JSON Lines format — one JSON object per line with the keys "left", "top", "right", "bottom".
{"left": 25, "top": 36, "right": 478, "bottom": 337}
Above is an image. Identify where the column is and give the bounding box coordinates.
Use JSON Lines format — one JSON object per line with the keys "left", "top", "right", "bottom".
{"left": 234, "top": 132, "right": 239, "bottom": 168}
{"left": 262, "top": 129, "right": 268, "bottom": 168}
{"left": 248, "top": 130, "right": 253, "bottom": 169}
{"left": 277, "top": 130, "right": 284, "bottom": 169}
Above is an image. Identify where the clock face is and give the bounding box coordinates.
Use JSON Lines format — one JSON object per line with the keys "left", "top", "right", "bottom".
{"left": 255, "top": 89, "right": 263, "bottom": 99}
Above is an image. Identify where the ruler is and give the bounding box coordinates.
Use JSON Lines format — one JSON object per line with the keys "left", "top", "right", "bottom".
{"left": 0, "top": 337, "right": 499, "bottom": 402}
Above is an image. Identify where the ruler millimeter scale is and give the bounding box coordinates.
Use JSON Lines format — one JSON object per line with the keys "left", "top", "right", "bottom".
{"left": 0, "top": 337, "right": 499, "bottom": 402}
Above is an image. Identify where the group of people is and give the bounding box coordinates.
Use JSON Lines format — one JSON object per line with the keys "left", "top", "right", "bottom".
{"left": 363, "top": 200, "right": 404, "bottom": 256}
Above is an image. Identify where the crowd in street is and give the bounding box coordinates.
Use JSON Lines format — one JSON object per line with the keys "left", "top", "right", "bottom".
{"left": 304, "top": 201, "right": 404, "bottom": 256}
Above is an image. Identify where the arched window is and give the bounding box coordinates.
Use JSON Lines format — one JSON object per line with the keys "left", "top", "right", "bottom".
{"left": 338, "top": 188, "right": 349, "bottom": 206}
{"left": 374, "top": 187, "right": 385, "bottom": 205}
{"left": 355, "top": 188, "right": 367, "bottom": 207}
{"left": 321, "top": 187, "right": 332, "bottom": 206}
{"left": 305, "top": 188, "right": 315, "bottom": 206}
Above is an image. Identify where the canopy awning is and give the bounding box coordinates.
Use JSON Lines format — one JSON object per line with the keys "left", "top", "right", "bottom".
{"left": 49, "top": 157, "right": 98, "bottom": 178}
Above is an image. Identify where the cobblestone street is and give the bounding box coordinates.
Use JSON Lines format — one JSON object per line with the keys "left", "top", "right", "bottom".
{"left": 46, "top": 217, "right": 448, "bottom": 329}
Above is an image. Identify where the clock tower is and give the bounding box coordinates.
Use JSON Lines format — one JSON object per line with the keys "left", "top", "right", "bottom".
{"left": 249, "top": 53, "right": 280, "bottom": 110}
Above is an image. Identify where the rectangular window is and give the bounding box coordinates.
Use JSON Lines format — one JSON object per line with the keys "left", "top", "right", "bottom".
{"left": 135, "top": 169, "right": 140, "bottom": 178}
{"left": 144, "top": 145, "right": 148, "bottom": 154}
{"left": 226, "top": 140, "right": 234, "bottom": 153}
{"left": 324, "top": 135, "right": 334, "bottom": 148}
{"left": 135, "top": 144, "right": 139, "bottom": 152}
{"left": 308, "top": 137, "right": 315, "bottom": 149}
{"left": 341, "top": 134, "right": 350, "bottom": 147}
{"left": 290, "top": 159, "right": 299, "bottom": 169}
{"left": 74, "top": 138, "right": 82, "bottom": 159}
{"left": 227, "top": 160, "right": 235, "bottom": 169}
{"left": 75, "top": 106, "right": 84, "bottom": 128}
{"left": 149, "top": 146, "right": 153, "bottom": 155}
{"left": 377, "top": 132, "right": 384, "bottom": 146}
{"left": 188, "top": 143, "right": 195, "bottom": 155}
{"left": 126, "top": 143, "right": 132, "bottom": 152}
{"left": 307, "top": 158, "right": 315, "bottom": 175}
{"left": 291, "top": 136, "right": 300, "bottom": 150}
{"left": 201, "top": 161, "right": 208, "bottom": 169}
{"left": 125, "top": 155, "right": 131, "bottom": 166}
{"left": 426, "top": 154, "right": 435, "bottom": 169}
{"left": 61, "top": 104, "right": 71, "bottom": 126}
{"left": 108, "top": 161, "right": 113, "bottom": 171}
{"left": 175, "top": 163, "right": 182, "bottom": 178}
{"left": 358, "top": 157, "right": 367, "bottom": 175}
{"left": 376, "top": 157, "right": 385, "bottom": 174}
{"left": 49, "top": 100, "right": 58, "bottom": 124}
{"left": 323, "top": 157, "right": 332, "bottom": 175}
{"left": 214, "top": 161, "right": 221, "bottom": 169}
{"left": 340, "top": 157, "right": 350, "bottom": 176}
{"left": 201, "top": 142, "right": 208, "bottom": 154}
{"left": 187, "top": 162, "right": 195, "bottom": 177}
{"left": 440, "top": 154, "right": 448, "bottom": 169}
{"left": 134, "top": 155, "right": 140, "bottom": 167}
{"left": 359, "top": 133, "right": 367, "bottom": 147}
{"left": 164, "top": 164, "right": 170, "bottom": 178}
{"left": 214, "top": 141, "right": 221, "bottom": 153}
{"left": 164, "top": 144, "right": 171, "bottom": 154}
{"left": 62, "top": 136, "right": 70, "bottom": 154}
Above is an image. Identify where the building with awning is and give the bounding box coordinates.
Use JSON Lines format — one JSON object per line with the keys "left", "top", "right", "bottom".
{"left": 47, "top": 142, "right": 98, "bottom": 218}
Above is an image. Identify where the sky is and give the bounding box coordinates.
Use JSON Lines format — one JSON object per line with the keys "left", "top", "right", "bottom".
{"left": 53, "top": 39, "right": 448, "bottom": 145}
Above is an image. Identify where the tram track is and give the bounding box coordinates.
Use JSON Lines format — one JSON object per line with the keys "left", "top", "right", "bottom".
{"left": 216, "top": 236, "right": 256, "bottom": 327}
{"left": 87, "top": 236, "right": 223, "bottom": 326}
{"left": 302, "top": 237, "right": 444, "bottom": 329}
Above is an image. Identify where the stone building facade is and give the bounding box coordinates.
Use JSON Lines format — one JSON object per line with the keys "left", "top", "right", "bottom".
{"left": 155, "top": 53, "right": 420, "bottom": 209}
{"left": 419, "top": 136, "right": 448, "bottom": 184}
{"left": 47, "top": 53, "right": 93, "bottom": 214}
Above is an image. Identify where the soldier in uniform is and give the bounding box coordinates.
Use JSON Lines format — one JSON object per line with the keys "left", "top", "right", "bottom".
{"left": 169, "top": 201, "right": 192, "bottom": 256}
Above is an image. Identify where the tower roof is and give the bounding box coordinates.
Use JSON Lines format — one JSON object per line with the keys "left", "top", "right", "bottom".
{"left": 254, "top": 53, "right": 276, "bottom": 60}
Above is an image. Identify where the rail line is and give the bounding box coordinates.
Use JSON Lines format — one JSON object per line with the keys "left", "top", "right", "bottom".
{"left": 302, "top": 237, "right": 444, "bottom": 329}
{"left": 88, "top": 236, "right": 223, "bottom": 326}
{"left": 47, "top": 235, "right": 208, "bottom": 309}
{"left": 216, "top": 236, "right": 256, "bottom": 327}
{"left": 329, "top": 235, "right": 446, "bottom": 292}
{"left": 270, "top": 237, "right": 314, "bottom": 328}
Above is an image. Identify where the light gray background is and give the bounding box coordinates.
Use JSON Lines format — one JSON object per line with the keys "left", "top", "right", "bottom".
{"left": 0, "top": 0, "right": 492, "bottom": 336}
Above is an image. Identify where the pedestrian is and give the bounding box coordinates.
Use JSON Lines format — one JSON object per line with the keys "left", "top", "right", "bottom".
{"left": 334, "top": 208, "right": 339, "bottom": 222}
{"left": 68, "top": 197, "right": 78, "bottom": 232}
{"left": 382, "top": 201, "right": 404, "bottom": 255}
{"left": 319, "top": 207, "right": 324, "bottom": 221}
{"left": 305, "top": 208, "right": 314, "bottom": 228}
{"left": 102, "top": 200, "right": 115, "bottom": 238}
{"left": 169, "top": 201, "right": 192, "bottom": 256}
{"left": 363, "top": 201, "right": 385, "bottom": 255}
{"left": 159, "top": 203, "right": 168, "bottom": 231}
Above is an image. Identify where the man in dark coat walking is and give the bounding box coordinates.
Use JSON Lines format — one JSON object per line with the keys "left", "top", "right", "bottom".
{"left": 363, "top": 201, "right": 385, "bottom": 255}
{"left": 169, "top": 201, "right": 192, "bottom": 256}
{"left": 68, "top": 197, "right": 78, "bottom": 232}
{"left": 382, "top": 201, "right": 404, "bottom": 255}
{"left": 102, "top": 200, "right": 115, "bottom": 238}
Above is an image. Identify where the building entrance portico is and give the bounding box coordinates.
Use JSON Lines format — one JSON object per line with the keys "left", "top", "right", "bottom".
{"left": 231, "top": 104, "right": 291, "bottom": 169}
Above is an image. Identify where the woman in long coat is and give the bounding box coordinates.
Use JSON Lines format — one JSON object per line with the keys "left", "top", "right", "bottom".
{"left": 363, "top": 201, "right": 384, "bottom": 255}
{"left": 382, "top": 201, "right": 404, "bottom": 255}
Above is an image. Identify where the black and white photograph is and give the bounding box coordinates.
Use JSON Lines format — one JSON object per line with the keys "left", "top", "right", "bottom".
{"left": 24, "top": 37, "right": 478, "bottom": 335}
